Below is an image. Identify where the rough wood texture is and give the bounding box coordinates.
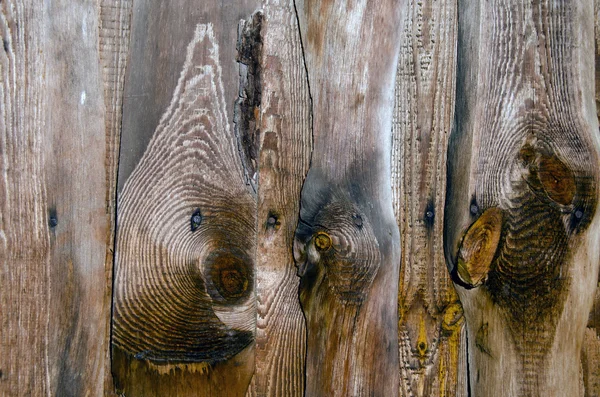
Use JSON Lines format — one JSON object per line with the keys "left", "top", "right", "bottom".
{"left": 246, "top": 0, "right": 311, "bottom": 395}
{"left": 584, "top": 4, "right": 600, "bottom": 395}
{"left": 0, "top": 0, "right": 109, "bottom": 395}
{"left": 392, "top": 0, "right": 468, "bottom": 395}
{"left": 292, "top": 0, "right": 404, "bottom": 395}
{"left": 112, "top": 1, "right": 260, "bottom": 394}
{"left": 445, "top": 0, "right": 600, "bottom": 395}
{"left": 99, "top": 0, "right": 133, "bottom": 393}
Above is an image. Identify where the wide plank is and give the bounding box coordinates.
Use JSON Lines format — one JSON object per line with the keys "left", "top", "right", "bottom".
{"left": 112, "top": 1, "right": 260, "bottom": 395}
{"left": 445, "top": 0, "right": 600, "bottom": 395}
{"left": 293, "top": 0, "right": 405, "bottom": 395}
{"left": 0, "top": 0, "right": 109, "bottom": 395}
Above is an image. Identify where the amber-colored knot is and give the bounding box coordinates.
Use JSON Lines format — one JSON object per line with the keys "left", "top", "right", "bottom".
{"left": 314, "top": 232, "right": 332, "bottom": 252}
{"left": 456, "top": 207, "right": 503, "bottom": 287}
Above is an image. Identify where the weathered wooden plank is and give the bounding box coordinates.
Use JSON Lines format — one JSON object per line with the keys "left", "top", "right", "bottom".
{"left": 99, "top": 0, "right": 133, "bottom": 393}
{"left": 246, "top": 0, "right": 311, "bottom": 395}
{"left": 445, "top": 0, "right": 600, "bottom": 395}
{"left": 111, "top": 1, "right": 260, "bottom": 395}
{"left": 292, "top": 0, "right": 404, "bottom": 395}
{"left": 583, "top": 4, "right": 600, "bottom": 395}
{"left": 392, "top": 0, "right": 467, "bottom": 396}
{"left": 0, "top": 0, "right": 109, "bottom": 395}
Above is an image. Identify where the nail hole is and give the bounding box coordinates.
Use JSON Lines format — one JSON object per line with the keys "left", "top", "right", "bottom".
{"left": 48, "top": 209, "right": 58, "bottom": 228}
{"left": 352, "top": 213, "right": 363, "bottom": 228}
{"left": 191, "top": 209, "right": 202, "bottom": 231}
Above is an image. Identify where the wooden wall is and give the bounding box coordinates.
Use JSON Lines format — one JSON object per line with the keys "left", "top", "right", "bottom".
{"left": 0, "top": 0, "right": 599, "bottom": 396}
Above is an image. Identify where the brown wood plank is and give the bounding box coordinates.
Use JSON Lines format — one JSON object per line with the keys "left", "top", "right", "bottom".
{"left": 99, "top": 0, "right": 133, "bottom": 394}
{"left": 583, "top": 3, "right": 600, "bottom": 395}
{"left": 392, "top": 0, "right": 467, "bottom": 395}
{"left": 0, "top": 0, "right": 110, "bottom": 395}
{"left": 445, "top": 0, "right": 600, "bottom": 395}
{"left": 111, "top": 1, "right": 260, "bottom": 395}
{"left": 292, "top": 0, "right": 405, "bottom": 395}
{"left": 247, "top": 0, "right": 311, "bottom": 395}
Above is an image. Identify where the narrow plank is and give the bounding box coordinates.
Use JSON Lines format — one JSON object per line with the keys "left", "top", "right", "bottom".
{"left": 293, "top": 0, "right": 405, "bottom": 395}
{"left": 445, "top": 0, "right": 600, "bottom": 395}
{"left": 98, "top": 0, "right": 133, "bottom": 393}
{"left": 112, "top": 1, "right": 260, "bottom": 395}
{"left": 391, "top": 0, "right": 467, "bottom": 395}
{"left": 0, "top": 0, "right": 109, "bottom": 395}
{"left": 583, "top": 4, "right": 600, "bottom": 395}
{"left": 247, "top": 0, "right": 311, "bottom": 395}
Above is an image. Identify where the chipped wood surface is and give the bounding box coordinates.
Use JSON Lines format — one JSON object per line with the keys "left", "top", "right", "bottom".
{"left": 0, "top": 0, "right": 110, "bottom": 395}
{"left": 292, "top": 0, "right": 404, "bottom": 395}
{"left": 111, "top": 1, "right": 260, "bottom": 395}
{"left": 445, "top": 0, "right": 600, "bottom": 396}
{"left": 392, "top": 0, "right": 468, "bottom": 395}
{"left": 246, "top": 0, "right": 312, "bottom": 395}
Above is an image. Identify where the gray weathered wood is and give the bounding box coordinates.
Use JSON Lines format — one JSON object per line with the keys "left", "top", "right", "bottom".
{"left": 445, "top": 0, "right": 600, "bottom": 395}
{"left": 292, "top": 0, "right": 404, "bottom": 395}
{"left": 0, "top": 0, "right": 109, "bottom": 395}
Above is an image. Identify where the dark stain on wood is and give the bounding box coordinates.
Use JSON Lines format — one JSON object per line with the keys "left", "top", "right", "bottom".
{"left": 295, "top": 185, "right": 380, "bottom": 304}
{"left": 234, "top": 12, "right": 263, "bottom": 188}
{"left": 204, "top": 248, "right": 253, "bottom": 304}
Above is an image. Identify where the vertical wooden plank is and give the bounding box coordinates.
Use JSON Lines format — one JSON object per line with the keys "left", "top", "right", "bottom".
{"left": 292, "top": 0, "right": 404, "bottom": 395}
{"left": 99, "top": 0, "right": 133, "bottom": 393}
{"left": 248, "top": 0, "right": 311, "bottom": 395}
{"left": 445, "top": 0, "right": 600, "bottom": 395}
{"left": 583, "top": 5, "right": 600, "bottom": 396}
{"left": 582, "top": 4, "right": 600, "bottom": 395}
{"left": 111, "top": 1, "right": 260, "bottom": 395}
{"left": 392, "top": 0, "right": 467, "bottom": 396}
{"left": 0, "top": 0, "right": 109, "bottom": 395}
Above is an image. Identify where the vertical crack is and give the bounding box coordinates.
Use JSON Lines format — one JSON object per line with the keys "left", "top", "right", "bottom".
{"left": 292, "top": 0, "right": 314, "bottom": 172}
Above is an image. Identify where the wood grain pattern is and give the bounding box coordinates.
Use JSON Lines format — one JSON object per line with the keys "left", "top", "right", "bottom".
{"left": 293, "top": 0, "right": 404, "bottom": 395}
{"left": 0, "top": 0, "right": 110, "bottom": 395}
{"left": 99, "top": 0, "right": 132, "bottom": 393}
{"left": 112, "top": 19, "right": 257, "bottom": 396}
{"left": 392, "top": 0, "right": 467, "bottom": 395}
{"left": 445, "top": 0, "right": 600, "bottom": 395}
{"left": 246, "top": 0, "right": 312, "bottom": 395}
{"left": 584, "top": 5, "right": 600, "bottom": 395}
